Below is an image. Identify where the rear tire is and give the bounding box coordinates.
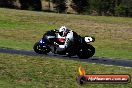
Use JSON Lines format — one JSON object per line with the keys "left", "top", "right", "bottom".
{"left": 33, "top": 42, "right": 50, "bottom": 54}
{"left": 66, "top": 45, "right": 78, "bottom": 57}
{"left": 77, "top": 44, "right": 95, "bottom": 59}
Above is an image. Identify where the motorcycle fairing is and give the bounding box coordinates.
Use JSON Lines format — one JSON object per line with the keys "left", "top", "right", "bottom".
{"left": 39, "top": 39, "right": 45, "bottom": 44}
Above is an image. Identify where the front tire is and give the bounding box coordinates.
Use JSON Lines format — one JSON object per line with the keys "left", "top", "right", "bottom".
{"left": 33, "top": 42, "right": 50, "bottom": 54}
{"left": 77, "top": 44, "right": 95, "bottom": 59}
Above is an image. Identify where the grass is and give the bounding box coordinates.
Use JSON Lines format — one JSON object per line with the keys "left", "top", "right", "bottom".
{"left": 0, "top": 8, "right": 132, "bottom": 59}
{"left": 0, "top": 53, "right": 132, "bottom": 88}
{"left": 0, "top": 8, "right": 132, "bottom": 88}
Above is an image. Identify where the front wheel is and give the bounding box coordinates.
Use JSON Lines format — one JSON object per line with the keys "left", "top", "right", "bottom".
{"left": 77, "top": 44, "right": 95, "bottom": 59}
{"left": 33, "top": 42, "right": 50, "bottom": 54}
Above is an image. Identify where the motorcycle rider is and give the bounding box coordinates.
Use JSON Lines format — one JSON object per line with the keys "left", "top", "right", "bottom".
{"left": 54, "top": 26, "right": 79, "bottom": 55}
{"left": 58, "top": 26, "right": 74, "bottom": 45}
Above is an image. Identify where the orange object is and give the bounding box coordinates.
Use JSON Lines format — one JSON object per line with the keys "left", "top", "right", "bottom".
{"left": 79, "top": 66, "right": 86, "bottom": 76}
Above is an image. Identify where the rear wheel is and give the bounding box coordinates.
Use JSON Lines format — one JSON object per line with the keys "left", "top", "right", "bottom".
{"left": 67, "top": 46, "right": 77, "bottom": 57}
{"left": 33, "top": 42, "right": 50, "bottom": 54}
{"left": 77, "top": 44, "right": 95, "bottom": 59}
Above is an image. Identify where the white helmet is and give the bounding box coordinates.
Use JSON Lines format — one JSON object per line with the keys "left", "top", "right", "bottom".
{"left": 59, "top": 26, "right": 68, "bottom": 36}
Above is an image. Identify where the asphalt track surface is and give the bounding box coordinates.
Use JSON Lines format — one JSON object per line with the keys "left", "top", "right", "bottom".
{"left": 0, "top": 48, "right": 132, "bottom": 67}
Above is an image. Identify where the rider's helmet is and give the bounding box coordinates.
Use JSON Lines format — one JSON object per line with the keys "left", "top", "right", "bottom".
{"left": 59, "top": 26, "right": 69, "bottom": 37}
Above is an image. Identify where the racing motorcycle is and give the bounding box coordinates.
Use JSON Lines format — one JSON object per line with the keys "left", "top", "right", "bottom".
{"left": 33, "top": 30, "right": 95, "bottom": 59}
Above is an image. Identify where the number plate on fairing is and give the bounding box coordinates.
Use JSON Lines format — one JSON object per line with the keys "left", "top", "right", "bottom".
{"left": 84, "top": 37, "right": 94, "bottom": 43}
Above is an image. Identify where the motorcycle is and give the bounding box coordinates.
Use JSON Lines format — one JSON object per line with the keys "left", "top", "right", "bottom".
{"left": 33, "top": 30, "right": 95, "bottom": 59}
